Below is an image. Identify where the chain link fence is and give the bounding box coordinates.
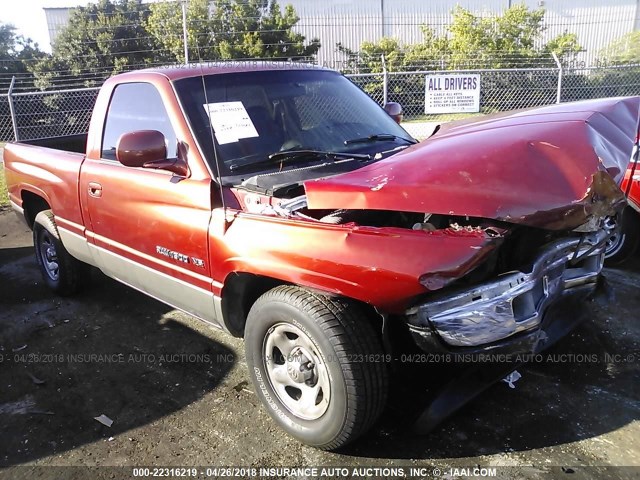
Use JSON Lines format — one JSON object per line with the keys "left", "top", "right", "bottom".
{"left": 1, "top": 63, "right": 639, "bottom": 142}
{"left": 7, "top": 87, "right": 100, "bottom": 142}
{"left": 347, "top": 64, "right": 640, "bottom": 139}
{"left": 0, "top": 97, "right": 12, "bottom": 143}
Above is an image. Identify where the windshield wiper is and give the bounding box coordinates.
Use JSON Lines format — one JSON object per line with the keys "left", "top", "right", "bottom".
{"left": 229, "top": 150, "right": 370, "bottom": 173}
{"left": 344, "top": 133, "right": 417, "bottom": 146}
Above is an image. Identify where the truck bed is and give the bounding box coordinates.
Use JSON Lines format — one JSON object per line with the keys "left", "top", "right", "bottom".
{"left": 3, "top": 139, "right": 86, "bottom": 228}
{"left": 20, "top": 133, "right": 87, "bottom": 154}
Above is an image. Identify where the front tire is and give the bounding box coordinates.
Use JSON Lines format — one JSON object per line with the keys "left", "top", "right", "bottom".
{"left": 244, "top": 286, "right": 389, "bottom": 450}
{"left": 604, "top": 208, "right": 640, "bottom": 266}
{"left": 33, "top": 210, "right": 90, "bottom": 295}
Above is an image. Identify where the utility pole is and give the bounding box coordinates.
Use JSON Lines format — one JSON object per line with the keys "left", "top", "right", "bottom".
{"left": 182, "top": 0, "right": 189, "bottom": 65}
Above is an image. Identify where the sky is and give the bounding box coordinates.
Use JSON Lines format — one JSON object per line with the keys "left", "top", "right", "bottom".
{"left": 4, "top": 0, "right": 113, "bottom": 53}
{"left": 4, "top": 0, "right": 84, "bottom": 52}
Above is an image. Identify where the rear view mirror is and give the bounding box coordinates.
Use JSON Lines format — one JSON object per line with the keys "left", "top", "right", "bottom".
{"left": 116, "top": 130, "right": 188, "bottom": 177}
{"left": 384, "top": 102, "right": 403, "bottom": 124}
{"left": 117, "top": 130, "right": 166, "bottom": 167}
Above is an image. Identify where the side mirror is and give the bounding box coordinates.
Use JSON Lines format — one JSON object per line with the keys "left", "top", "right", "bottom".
{"left": 116, "top": 130, "right": 188, "bottom": 177}
{"left": 384, "top": 102, "right": 403, "bottom": 124}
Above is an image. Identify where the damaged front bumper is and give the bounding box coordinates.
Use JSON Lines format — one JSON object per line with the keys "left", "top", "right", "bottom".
{"left": 407, "top": 231, "right": 609, "bottom": 355}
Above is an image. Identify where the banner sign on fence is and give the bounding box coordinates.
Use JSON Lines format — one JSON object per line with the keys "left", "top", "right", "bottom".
{"left": 424, "top": 74, "right": 481, "bottom": 114}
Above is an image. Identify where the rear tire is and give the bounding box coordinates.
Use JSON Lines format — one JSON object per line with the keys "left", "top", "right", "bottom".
{"left": 604, "top": 208, "right": 640, "bottom": 266}
{"left": 244, "top": 286, "right": 389, "bottom": 450}
{"left": 33, "top": 210, "right": 90, "bottom": 295}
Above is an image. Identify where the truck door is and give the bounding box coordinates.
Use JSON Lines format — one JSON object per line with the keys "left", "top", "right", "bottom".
{"left": 79, "top": 81, "right": 221, "bottom": 327}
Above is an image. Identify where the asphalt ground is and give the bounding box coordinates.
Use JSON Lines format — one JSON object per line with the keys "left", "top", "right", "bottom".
{"left": 0, "top": 204, "right": 639, "bottom": 480}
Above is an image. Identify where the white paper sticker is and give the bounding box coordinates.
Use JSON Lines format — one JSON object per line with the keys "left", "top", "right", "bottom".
{"left": 202, "top": 101, "right": 259, "bottom": 145}
{"left": 424, "top": 74, "right": 480, "bottom": 114}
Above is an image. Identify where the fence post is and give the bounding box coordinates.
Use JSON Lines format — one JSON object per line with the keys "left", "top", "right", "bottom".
{"left": 551, "top": 52, "right": 563, "bottom": 104}
{"left": 7, "top": 76, "right": 19, "bottom": 141}
{"left": 381, "top": 54, "right": 388, "bottom": 105}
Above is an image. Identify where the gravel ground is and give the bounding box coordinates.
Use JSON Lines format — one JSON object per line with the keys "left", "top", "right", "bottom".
{"left": 0, "top": 208, "right": 639, "bottom": 480}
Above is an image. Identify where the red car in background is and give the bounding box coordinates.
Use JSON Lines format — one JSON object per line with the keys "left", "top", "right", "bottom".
{"left": 605, "top": 134, "right": 640, "bottom": 264}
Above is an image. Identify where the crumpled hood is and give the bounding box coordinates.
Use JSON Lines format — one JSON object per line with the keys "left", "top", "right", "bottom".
{"left": 305, "top": 97, "right": 640, "bottom": 230}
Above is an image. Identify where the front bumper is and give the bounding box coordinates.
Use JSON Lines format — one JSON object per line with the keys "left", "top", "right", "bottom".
{"left": 407, "top": 232, "right": 608, "bottom": 355}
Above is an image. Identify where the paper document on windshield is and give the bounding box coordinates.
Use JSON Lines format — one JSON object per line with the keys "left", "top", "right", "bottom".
{"left": 203, "top": 101, "right": 259, "bottom": 145}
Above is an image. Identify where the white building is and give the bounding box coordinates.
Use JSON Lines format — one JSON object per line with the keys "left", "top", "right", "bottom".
{"left": 43, "top": 7, "right": 73, "bottom": 45}
{"left": 286, "top": 0, "right": 640, "bottom": 66}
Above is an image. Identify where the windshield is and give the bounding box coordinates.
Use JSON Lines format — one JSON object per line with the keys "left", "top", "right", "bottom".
{"left": 174, "top": 69, "right": 412, "bottom": 177}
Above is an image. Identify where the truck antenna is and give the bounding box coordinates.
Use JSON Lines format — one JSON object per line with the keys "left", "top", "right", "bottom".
{"left": 197, "top": 61, "right": 230, "bottom": 231}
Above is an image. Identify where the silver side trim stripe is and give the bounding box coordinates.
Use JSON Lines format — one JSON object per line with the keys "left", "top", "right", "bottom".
{"left": 92, "top": 257, "right": 224, "bottom": 330}
{"left": 91, "top": 242, "right": 215, "bottom": 297}
{"left": 55, "top": 216, "right": 85, "bottom": 233}
{"left": 10, "top": 199, "right": 24, "bottom": 216}
{"left": 91, "top": 231, "right": 219, "bottom": 288}
{"left": 58, "top": 226, "right": 224, "bottom": 329}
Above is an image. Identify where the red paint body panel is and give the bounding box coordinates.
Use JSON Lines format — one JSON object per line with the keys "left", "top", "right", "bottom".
{"left": 623, "top": 145, "right": 640, "bottom": 210}
{"left": 209, "top": 214, "right": 497, "bottom": 312}
{"left": 4, "top": 143, "right": 85, "bottom": 230}
{"left": 79, "top": 160, "right": 214, "bottom": 290}
{"left": 305, "top": 97, "right": 640, "bottom": 230}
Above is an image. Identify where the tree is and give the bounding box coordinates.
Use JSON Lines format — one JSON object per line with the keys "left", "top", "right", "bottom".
{"left": 340, "top": 5, "right": 581, "bottom": 72}
{"left": 338, "top": 5, "right": 583, "bottom": 116}
{"left": 147, "top": 0, "right": 320, "bottom": 63}
{"left": 30, "top": 0, "right": 163, "bottom": 88}
{"left": 0, "top": 23, "right": 45, "bottom": 75}
{"left": 599, "top": 31, "right": 640, "bottom": 65}
{"left": 337, "top": 37, "right": 404, "bottom": 74}
{"left": 576, "top": 31, "right": 640, "bottom": 101}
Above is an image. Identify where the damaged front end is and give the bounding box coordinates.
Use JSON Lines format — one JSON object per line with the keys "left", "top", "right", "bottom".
{"left": 297, "top": 96, "right": 639, "bottom": 351}
{"left": 407, "top": 229, "right": 608, "bottom": 355}
{"left": 228, "top": 97, "right": 638, "bottom": 346}
{"left": 224, "top": 97, "right": 639, "bottom": 436}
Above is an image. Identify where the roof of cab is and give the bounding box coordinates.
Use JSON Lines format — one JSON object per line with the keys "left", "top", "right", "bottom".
{"left": 112, "top": 61, "right": 331, "bottom": 82}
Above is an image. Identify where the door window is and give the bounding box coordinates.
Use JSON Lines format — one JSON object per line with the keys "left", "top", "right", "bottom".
{"left": 101, "top": 82, "right": 177, "bottom": 160}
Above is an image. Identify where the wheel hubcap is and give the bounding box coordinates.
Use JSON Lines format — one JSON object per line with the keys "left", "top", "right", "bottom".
{"left": 39, "top": 231, "right": 60, "bottom": 281}
{"left": 263, "top": 323, "right": 331, "bottom": 420}
{"left": 604, "top": 216, "right": 625, "bottom": 258}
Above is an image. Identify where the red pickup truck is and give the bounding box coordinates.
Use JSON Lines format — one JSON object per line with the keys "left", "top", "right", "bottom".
{"left": 4, "top": 64, "right": 639, "bottom": 450}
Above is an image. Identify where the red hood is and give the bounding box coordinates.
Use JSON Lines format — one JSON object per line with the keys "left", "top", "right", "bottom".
{"left": 305, "top": 97, "right": 640, "bottom": 230}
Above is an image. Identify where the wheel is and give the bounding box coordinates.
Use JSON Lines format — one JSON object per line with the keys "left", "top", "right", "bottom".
{"left": 604, "top": 208, "right": 640, "bottom": 266}
{"left": 244, "top": 286, "right": 389, "bottom": 450}
{"left": 33, "top": 210, "right": 90, "bottom": 295}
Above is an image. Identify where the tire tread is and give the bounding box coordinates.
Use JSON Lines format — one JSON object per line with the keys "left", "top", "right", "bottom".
{"left": 249, "top": 285, "right": 389, "bottom": 450}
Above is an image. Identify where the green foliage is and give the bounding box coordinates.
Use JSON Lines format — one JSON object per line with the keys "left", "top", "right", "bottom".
{"left": 31, "top": 0, "right": 160, "bottom": 88}
{"left": 448, "top": 4, "right": 545, "bottom": 67}
{"left": 0, "top": 23, "right": 45, "bottom": 74}
{"left": 147, "top": 0, "right": 320, "bottom": 62}
{"left": 341, "top": 4, "right": 582, "bottom": 72}
{"left": 29, "top": 0, "right": 318, "bottom": 87}
{"left": 145, "top": 0, "right": 209, "bottom": 62}
{"left": 599, "top": 31, "right": 640, "bottom": 65}
{"left": 338, "top": 37, "right": 404, "bottom": 74}
{"left": 340, "top": 5, "right": 584, "bottom": 117}
{"left": 543, "top": 32, "right": 581, "bottom": 62}
{"left": 560, "top": 31, "right": 640, "bottom": 103}
{"left": 0, "top": 168, "right": 8, "bottom": 208}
